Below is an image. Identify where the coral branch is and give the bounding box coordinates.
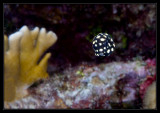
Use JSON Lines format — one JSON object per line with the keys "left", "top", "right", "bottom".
{"left": 4, "top": 26, "right": 57, "bottom": 102}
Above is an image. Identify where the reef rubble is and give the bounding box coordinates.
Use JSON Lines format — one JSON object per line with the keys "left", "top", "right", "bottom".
{"left": 5, "top": 59, "right": 156, "bottom": 109}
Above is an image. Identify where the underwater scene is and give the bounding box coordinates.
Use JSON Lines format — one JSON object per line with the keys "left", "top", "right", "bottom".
{"left": 4, "top": 4, "right": 156, "bottom": 109}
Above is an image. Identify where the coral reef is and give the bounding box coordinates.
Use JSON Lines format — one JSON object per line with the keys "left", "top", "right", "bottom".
{"left": 5, "top": 59, "right": 156, "bottom": 109}
{"left": 4, "top": 26, "right": 57, "bottom": 102}
{"left": 138, "top": 58, "right": 156, "bottom": 109}
{"left": 143, "top": 81, "right": 156, "bottom": 109}
{"left": 3, "top": 4, "right": 156, "bottom": 109}
{"left": 139, "top": 74, "right": 156, "bottom": 100}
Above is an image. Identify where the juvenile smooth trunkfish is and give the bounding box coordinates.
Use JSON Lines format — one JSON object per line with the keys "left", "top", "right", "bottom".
{"left": 92, "top": 33, "right": 115, "bottom": 57}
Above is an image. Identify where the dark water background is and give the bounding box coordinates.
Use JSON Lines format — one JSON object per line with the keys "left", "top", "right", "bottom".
{"left": 4, "top": 4, "right": 156, "bottom": 69}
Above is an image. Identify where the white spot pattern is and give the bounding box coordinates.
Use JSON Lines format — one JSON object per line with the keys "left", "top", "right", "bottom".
{"left": 99, "top": 43, "right": 102, "bottom": 46}
{"left": 96, "top": 36, "right": 100, "bottom": 39}
{"left": 111, "top": 48, "right": 114, "bottom": 51}
{"left": 99, "top": 49, "right": 103, "bottom": 52}
{"left": 100, "top": 38, "right": 105, "bottom": 41}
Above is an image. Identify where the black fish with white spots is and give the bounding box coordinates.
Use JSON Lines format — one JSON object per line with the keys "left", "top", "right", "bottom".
{"left": 92, "top": 33, "right": 115, "bottom": 57}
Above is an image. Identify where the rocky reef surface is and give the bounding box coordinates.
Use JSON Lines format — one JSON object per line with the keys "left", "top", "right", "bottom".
{"left": 5, "top": 58, "right": 156, "bottom": 109}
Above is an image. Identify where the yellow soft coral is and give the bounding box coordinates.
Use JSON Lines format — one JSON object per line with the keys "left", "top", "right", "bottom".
{"left": 4, "top": 26, "right": 57, "bottom": 102}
